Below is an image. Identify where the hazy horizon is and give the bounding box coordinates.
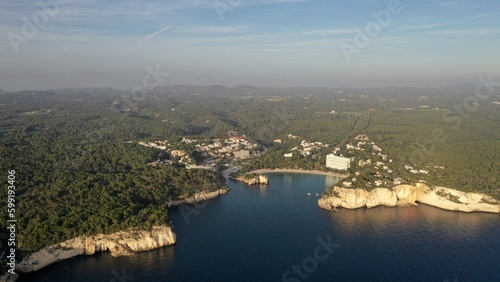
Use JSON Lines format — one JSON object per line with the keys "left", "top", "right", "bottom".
{"left": 1, "top": 0, "right": 499, "bottom": 91}
{"left": 0, "top": 81, "right": 488, "bottom": 94}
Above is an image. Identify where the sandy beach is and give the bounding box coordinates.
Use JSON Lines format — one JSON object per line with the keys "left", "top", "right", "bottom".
{"left": 249, "top": 168, "right": 348, "bottom": 178}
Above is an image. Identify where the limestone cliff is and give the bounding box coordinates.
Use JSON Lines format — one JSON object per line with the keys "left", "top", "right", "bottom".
{"left": 166, "top": 188, "right": 229, "bottom": 207}
{"left": 318, "top": 187, "right": 397, "bottom": 210}
{"left": 16, "top": 225, "right": 176, "bottom": 273}
{"left": 232, "top": 174, "right": 269, "bottom": 185}
{"left": 416, "top": 185, "right": 499, "bottom": 213}
{"left": 395, "top": 184, "right": 420, "bottom": 206}
{"left": 319, "top": 184, "right": 499, "bottom": 213}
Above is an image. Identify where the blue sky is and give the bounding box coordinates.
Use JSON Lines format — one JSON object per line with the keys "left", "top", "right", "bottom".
{"left": 1, "top": 0, "right": 500, "bottom": 91}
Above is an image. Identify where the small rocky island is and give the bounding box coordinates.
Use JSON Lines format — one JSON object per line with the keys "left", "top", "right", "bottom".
{"left": 231, "top": 173, "right": 269, "bottom": 185}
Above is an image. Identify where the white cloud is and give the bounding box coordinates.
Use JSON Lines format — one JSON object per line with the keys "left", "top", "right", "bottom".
{"left": 388, "top": 13, "right": 500, "bottom": 33}
{"left": 428, "top": 28, "right": 500, "bottom": 36}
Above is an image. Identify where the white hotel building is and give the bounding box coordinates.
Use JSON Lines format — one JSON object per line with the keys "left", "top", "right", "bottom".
{"left": 326, "top": 154, "right": 352, "bottom": 171}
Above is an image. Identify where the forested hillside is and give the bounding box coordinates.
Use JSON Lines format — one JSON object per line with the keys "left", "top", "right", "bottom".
{"left": 0, "top": 84, "right": 499, "bottom": 258}
{"left": 0, "top": 91, "right": 226, "bottom": 256}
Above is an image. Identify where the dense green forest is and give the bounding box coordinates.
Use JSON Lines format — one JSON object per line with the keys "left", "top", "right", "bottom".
{"left": 367, "top": 108, "right": 500, "bottom": 198}
{"left": 0, "top": 84, "right": 499, "bottom": 259}
{"left": 0, "top": 92, "right": 227, "bottom": 256}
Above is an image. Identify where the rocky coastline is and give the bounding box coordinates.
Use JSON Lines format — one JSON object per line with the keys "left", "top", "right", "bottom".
{"left": 5, "top": 188, "right": 230, "bottom": 279}
{"left": 15, "top": 225, "right": 176, "bottom": 274}
{"left": 231, "top": 174, "right": 269, "bottom": 185}
{"left": 166, "top": 188, "right": 230, "bottom": 207}
{"left": 318, "top": 183, "right": 500, "bottom": 213}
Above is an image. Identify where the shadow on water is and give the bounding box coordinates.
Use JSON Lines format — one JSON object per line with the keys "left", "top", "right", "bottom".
{"left": 18, "top": 244, "right": 177, "bottom": 282}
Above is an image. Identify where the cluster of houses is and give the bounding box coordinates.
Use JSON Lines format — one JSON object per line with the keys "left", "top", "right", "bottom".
{"left": 138, "top": 129, "right": 448, "bottom": 189}
{"left": 335, "top": 136, "right": 449, "bottom": 188}
{"left": 192, "top": 136, "right": 258, "bottom": 158}
{"left": 403, "top": 165, "right": 429, "bottom": 175}
{"left": 273, "top": 134, "right": 299, "bottom": 144}
{"left": 281, "top": 138, "right": 330, "bottom": 158}
{"left": 138, "top": 135, "right": 260, "bottom": 170}
{"left": 336, "top": 138, "right": 400, "bottom": 188}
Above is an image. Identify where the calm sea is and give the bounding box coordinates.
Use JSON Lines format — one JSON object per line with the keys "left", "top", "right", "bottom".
{"left": 19, "top": 173, "right": 500, "bottom": 281}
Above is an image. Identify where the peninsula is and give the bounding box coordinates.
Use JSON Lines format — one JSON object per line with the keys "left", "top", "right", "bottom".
{"left": 318, "top": 184, "right": 500, "bottom": 214}
{"left": 16, "top": 225, "right": 176, "bottom": 273}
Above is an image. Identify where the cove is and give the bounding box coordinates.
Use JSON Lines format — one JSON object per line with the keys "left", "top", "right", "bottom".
{"left": 19, "top": 173, "right": 500, "bottom": 281}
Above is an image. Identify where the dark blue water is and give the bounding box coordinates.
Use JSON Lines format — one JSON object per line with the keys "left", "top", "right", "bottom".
{"left": 19, "top": 173, "right": 500, "bottom": 281}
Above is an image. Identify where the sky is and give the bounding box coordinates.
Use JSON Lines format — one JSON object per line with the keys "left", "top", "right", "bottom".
{"left": 1, "top": 0, "right": 500, "bottom": 91}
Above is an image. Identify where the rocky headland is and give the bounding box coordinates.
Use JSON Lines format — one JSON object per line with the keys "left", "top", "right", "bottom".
{"left": 166, "top": 188, "right": 230, "bottom": 207}
{"left": 10, "top": 187, "right": 230, "bottom": 279}
{"left": 318, "top": 183, "right": 499, "bottom": 213}
{"left": 16, "top": 225, "right": 176, "bottom": 273}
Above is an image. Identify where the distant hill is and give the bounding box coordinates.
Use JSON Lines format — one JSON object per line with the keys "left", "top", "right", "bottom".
{"left": 1, "top": 83, "right": 484, "bottom": 102}
{"left": 156, "top": 84, "right": 265, "bottom": 97}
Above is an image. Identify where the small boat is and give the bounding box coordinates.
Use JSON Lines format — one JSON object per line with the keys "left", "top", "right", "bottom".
{"left": 306, "top": 193, "right": 311, "bottom": 196}
{"left": 316, "top": 192, "right": 319, "bottom": 196}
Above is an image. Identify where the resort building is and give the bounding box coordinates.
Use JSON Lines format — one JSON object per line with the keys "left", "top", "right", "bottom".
{"left": 326, "top": 154, "right": 352, "bottom": 171}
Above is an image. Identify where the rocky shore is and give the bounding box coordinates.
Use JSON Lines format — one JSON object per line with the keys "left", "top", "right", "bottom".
{"left": 231, "top": 174, "right": 269, "bottom": 185}
{"left": 318, "top": 184, "right": 499, "bottom": 213}
{"left": 166, "top": 188, "right": 230, "bottom": 207}
{"left": 16, "top": 225, "right": 176, "bottom": 274}
{"left": 6, "top": 189, "right": 230, "bottom": 279}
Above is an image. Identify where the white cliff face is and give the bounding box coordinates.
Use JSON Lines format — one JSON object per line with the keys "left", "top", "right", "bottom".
{"left": 318, "top": 187, "right": 397, "bottom": 210}
{"left": 395, "top": 184, "right": 420, "bottom": 205}
{"left": 319, "top": 184, "right": 499, "bottom": 213}
{"left": 417, "top": 186, "right": 500, "bottom": 213}
{"left": 17, "top": 225, "right": 176, "bottom": 273}
{"left": 366, "top": 188, "right": 398, "bottom": 208}
{"left": 259, "top": 175, "right": 269, "bottom": 185}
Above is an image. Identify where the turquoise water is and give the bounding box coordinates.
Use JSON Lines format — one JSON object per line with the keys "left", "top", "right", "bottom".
{"left": 19, "top": 173, "right": 500, "bottom": 281}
